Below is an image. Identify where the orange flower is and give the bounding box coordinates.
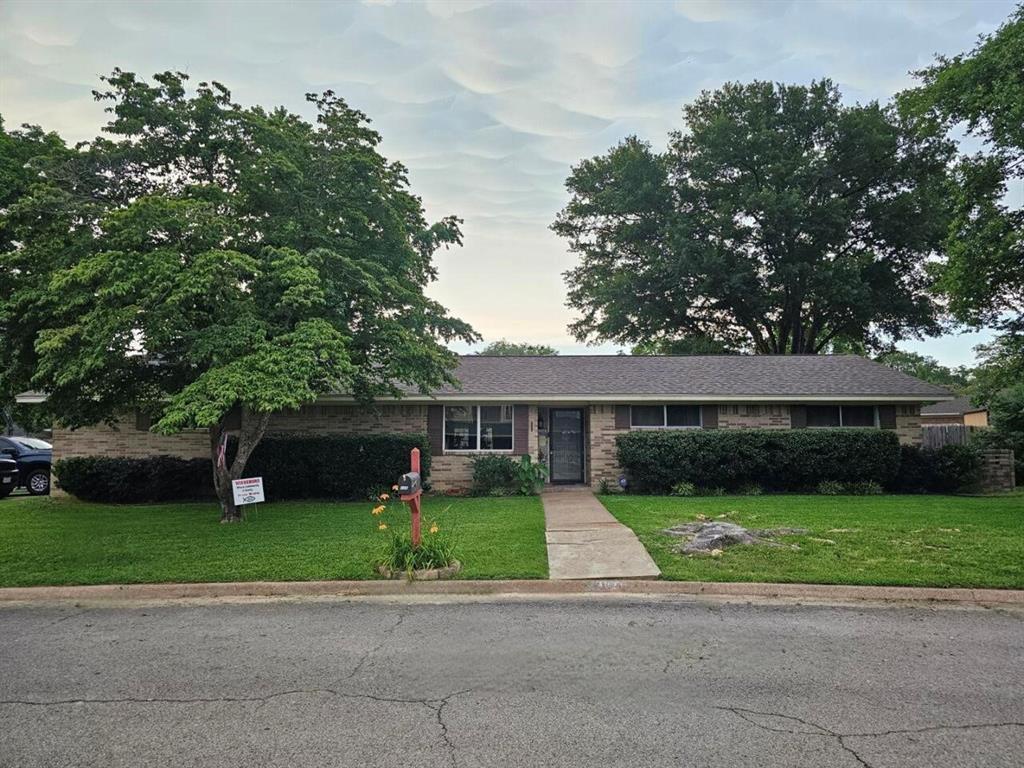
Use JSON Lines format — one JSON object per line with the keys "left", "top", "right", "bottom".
{"left": 378, "top": 493, "right": 390, "bottom": 501}
{"left": 378, "top": 522, "right": 388, "bottom": 531}
{"left": 371, "top": 505, "right": 385, "bottom": 516}
{"left": 391, "top": 484, "right": 399, "bottom": 491}
{"left": 429, "top": 523, "right": 439, "bottom": 534}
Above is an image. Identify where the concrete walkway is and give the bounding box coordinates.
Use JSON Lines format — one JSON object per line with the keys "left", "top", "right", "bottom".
{"left": 542, "top": 487, "right": 661, "bottom": 580}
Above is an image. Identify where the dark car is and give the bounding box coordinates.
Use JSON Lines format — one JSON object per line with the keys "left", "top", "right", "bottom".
{"left": 0, "top": 436, "right": 51, "bottom": 495}
{"left": 0, "top": 457, "right": 18, "bottom": 498}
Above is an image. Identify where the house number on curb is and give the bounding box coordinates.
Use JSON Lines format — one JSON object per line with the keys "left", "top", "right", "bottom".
{"left": 232, "top": 477, "right": 265, "bottom": 506}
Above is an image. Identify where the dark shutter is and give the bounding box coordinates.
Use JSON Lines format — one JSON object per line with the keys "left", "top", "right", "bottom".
{"left": 701, "top": 404, "right": 719, "bottom": 429}
{"left": 790, "top": 405, "right": 807, "bottom": 429}
{"left": 134, "top": 410, "right": 152, "bottom": 432}
{"left": 427, "top": 404, "right": 444, "bottom": 454}
{"left": 878, "top": 405, "right": 897, "bottom": 429}
{"left": 614, "top": 405, "right": 630, "bottom": 429}
{"left": 513, "top": 404, "right": 529, "bottom": 455}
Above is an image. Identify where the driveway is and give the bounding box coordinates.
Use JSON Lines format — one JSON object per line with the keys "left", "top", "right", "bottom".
{"left": 1, "top": 597, "right": 1022, "bottom": 767}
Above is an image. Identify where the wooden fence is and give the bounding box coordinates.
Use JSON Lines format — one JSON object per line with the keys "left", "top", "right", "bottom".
{"left": 921, "top": 424, "right": 981, "bottom": 450}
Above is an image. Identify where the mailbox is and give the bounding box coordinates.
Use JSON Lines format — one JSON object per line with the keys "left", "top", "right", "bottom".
{"left": 397, "top": 471, "right": 421, "bottom": 495}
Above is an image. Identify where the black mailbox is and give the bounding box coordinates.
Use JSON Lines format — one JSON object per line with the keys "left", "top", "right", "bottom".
{"left": 398, "top": 471, "right": 421, "bottom": 495}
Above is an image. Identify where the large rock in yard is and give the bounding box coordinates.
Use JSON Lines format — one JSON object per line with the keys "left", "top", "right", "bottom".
{"left": 663, "top": 521, "right": 808, "bottom": 555}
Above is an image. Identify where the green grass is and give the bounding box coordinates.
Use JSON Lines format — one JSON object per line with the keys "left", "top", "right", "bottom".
{"left": 0, "top": 495, "right": 548, "bottom": 587}
{"left": 600, "top": 494, "right": 1024, "bottom": 588}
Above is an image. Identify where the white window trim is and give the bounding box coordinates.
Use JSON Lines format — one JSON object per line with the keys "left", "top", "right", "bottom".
{"left": 629, "top": 405, "right": 703, "bottom": 430}
{"left": 443, "top": 405, "right": 516, "bottom": 454}
{"left": 807, "top": 405, "right": 880, "bottom": 428}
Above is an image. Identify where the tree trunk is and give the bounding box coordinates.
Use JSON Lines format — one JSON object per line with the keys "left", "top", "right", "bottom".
{"left": 209, "top": 407, "right": 271, "bottom": 524}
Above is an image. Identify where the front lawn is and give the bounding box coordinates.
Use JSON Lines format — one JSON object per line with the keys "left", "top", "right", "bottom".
{"left": 601, "top": 494, "right": 1024, "bottom": 588}
{"left": 0, "top": 495, "right": 548, "bottom": 587}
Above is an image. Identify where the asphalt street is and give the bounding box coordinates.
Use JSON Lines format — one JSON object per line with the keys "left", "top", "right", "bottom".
{"left": 1, "top": 596, "right": 1022, "bottom": 767}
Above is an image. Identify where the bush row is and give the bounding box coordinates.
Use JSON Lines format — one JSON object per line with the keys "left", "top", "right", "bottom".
{"left": 54, "top": 433, "right": 430, "bottom": 503}
{"left": 615, "top": 429, "right": 983, "bottom": 494}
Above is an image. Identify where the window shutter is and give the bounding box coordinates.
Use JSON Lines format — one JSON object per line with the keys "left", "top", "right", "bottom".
{"left": 513, "top": 405, "right": 529, "bottom": 455}
{"left": 427, "top": 405, "right": 444, "bottom": 454}
{"left": 614, "top": 405, "right": 630, "bottom": 429}
{"left": 701, "top": 404, "right": 718, "bottom": 429}
{"left": 790, "top": 405, "right": 807, "bottom": 429}
{"left": 878, "top": 405, "right": 897, "bottom": 430}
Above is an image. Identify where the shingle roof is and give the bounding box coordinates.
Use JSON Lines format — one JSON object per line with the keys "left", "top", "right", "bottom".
{"left": 409, "top": 355, "right": 954, "bottom": 400}
{"left": 921, "top": 396, "right": 985, "bottom": 416}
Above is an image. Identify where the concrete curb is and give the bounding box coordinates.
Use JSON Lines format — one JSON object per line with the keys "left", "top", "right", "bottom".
{"left": 0, "top": 579, "right": 1022, "bottom": 606}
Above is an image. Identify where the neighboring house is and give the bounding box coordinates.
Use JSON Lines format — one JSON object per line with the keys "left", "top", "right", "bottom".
{"left": 22, "top": 355, "right": 953, "bottom": 492}
{"left": 921, "top": 396, "right": 989, "bottom": 427}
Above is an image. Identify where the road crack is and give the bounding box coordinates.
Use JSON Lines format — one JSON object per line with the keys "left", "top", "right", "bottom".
{"left": 344, "top": 608, "right": 406, "bottom": 682}
{"left": 717, "top": 707, "right": 1024, "bottom": 768}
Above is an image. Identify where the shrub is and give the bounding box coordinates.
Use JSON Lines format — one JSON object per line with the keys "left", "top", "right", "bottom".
{"left": 616, "top": 429, "right": 901, "bottom": 494}
{"left": 847, "top": 480, "right": 883, "bottom": 495}
{"left": 514, "top": 455, "right": 549, "bottom": 495}
{"left": 670, "top": 481, "right": 697, "bottom": 497}
{"left": 245, "top": 433, "right": 431, "bottom": 500}
{"left": 887, "top": 444, "right": 983, "bottom": 494}
{"left": 738, "top": 483, "right": 764, "bottom": 496}
{"left": 471, "top": 455, "right": 519, "bottom": 495}
{"left": 54, "top": 456, "right": 216, "bottom": 503}
{"left": 817, "top": 480, "right": 846, "bottom": 496}
{"left": 54, "top": 433, "right": 430, "bottom": 503}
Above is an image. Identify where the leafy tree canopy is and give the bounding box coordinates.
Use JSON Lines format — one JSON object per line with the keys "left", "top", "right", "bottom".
{"left": 0, "top": 71, "right": 477, "bottom": 519}
{"left": 554, "top": 80, "right": 957, "bottom": 354}
{"left": 631, "top": 335, "right": 733, "bottom": 356}
{"left": 900, "top": 6, "right": 1023, "bottom": 331}
{"left": 874, "top": 349, "right": 971, "bottom": 392}
{"left": 476, "top": 339, "right": 558, "bottom": 356}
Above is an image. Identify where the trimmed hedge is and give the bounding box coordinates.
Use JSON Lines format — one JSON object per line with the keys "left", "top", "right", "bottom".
{"left": 889, "top": 444, "right": 983, "bottom": 494}
{"left": 54, "top": 456, "right": 216, "bottom": 503}
{"left": 470, "top": 454, "right": 519, "bottom": 496}
{"left": 245, "top": 433, "right": 430, "bottom": 500}
{"left": 616, "top": 429, "right": 902, "bottom": 493}
{"left": 54, "top": 433, "right": 430, "bottom": 503}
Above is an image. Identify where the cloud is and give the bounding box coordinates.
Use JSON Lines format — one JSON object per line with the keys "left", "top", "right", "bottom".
{"left": 0, "top": 0, "right": 1016, "bottom": 364}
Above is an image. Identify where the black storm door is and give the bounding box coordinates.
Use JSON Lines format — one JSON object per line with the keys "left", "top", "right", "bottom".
{"left": 549, "top": 408, "right": 584, "bottom": 483}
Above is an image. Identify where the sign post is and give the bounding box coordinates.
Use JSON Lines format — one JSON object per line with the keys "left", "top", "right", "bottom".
{"left": 399, "top": 448, "right": 423, "bottom": 548}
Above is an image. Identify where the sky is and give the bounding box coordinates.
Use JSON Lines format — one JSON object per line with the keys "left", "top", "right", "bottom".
{"left": 1, "top": 0, "right": 1017, "bottom": 366}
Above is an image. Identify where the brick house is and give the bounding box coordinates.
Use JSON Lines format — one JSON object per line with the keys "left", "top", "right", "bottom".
{"left": 35, "top": 355, "right": 953, "bottom": 492}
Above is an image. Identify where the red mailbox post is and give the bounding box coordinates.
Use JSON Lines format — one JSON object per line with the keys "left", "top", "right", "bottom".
{"left": 399, "top": 447, "right": 424, "bottom": 548}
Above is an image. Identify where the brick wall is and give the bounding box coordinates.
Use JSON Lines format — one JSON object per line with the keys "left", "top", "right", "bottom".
{"left": 717, "top": 404, "right": 791, "bottom": 429}
{"left": 979, "top": 449, "right": 1016, "bottom": 494}
{"left": 895, "top": 404, "right": 922, "bottom": 446}
{"left": 52, "top": 416, "right": 209, "bottom": 463}
{"left": 588, "top": 404, "right": 627, "bottom": 491}
{"left": 266, "top": 404, "right": 428, "bottom": 436}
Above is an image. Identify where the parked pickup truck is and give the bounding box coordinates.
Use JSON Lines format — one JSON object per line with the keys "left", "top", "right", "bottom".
{"left": 0, "top": 457, "right": 18, "bottom": 498}
{"left": 0, "top": 436, "right": 51, "bottom": 495}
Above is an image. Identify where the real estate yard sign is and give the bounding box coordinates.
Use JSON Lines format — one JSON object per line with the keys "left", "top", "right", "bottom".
{"left": 231, "top": 477, "right": 265, "bottom": 506}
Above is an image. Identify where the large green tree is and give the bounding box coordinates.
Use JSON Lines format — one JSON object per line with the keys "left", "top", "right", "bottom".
{"left": 0, "top": 71, "right": 477, "bottom": 521}
{"left": 900, "top": 6, "right": 1023, "bottom": 402}
{"left": 554, "top": 80, "right": 957, "bottom": 354}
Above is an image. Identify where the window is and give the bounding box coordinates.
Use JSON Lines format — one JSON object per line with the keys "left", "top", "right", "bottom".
{"left": 806, "top": 405, "right": 841, "bottom": 427}
{"left": 841, "top": 405, "right": 877, "bottom": 427}
{"left": 480, "top": 405, "right": 513, "bottom": 450}
{"left": 443, "top": 405, "right": 514, "bottom": 452}
{"left": 807, "top": 405, "right": 878, "bottom": 428}
{"left": 631, "top": 405, "right": 702, "bottom": 429}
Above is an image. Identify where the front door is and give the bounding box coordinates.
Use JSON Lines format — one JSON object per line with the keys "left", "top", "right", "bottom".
{"left": 549, "top": 408, "right": 585, "bottom": 484}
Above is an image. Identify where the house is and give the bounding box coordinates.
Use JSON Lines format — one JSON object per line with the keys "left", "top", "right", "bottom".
{"left": 921, "top": 396, "right": 989, "bottom": 427}
{"left": 34, "top": 355, "right": 953, "bottom": 492}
